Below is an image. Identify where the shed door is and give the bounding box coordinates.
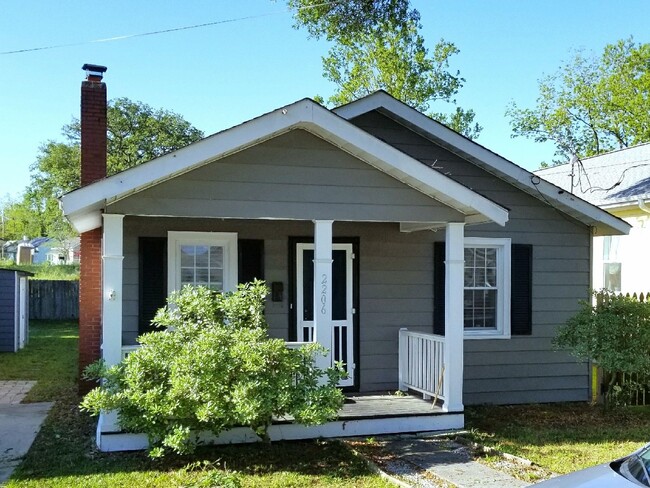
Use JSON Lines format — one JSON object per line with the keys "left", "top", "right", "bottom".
{"left": 18, "top": 276, "right": 28, "bottom": 349}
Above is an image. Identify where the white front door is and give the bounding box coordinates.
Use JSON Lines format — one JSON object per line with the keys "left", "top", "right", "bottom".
{"left": 296, "top": 243, "right": 355, "bottom": 387}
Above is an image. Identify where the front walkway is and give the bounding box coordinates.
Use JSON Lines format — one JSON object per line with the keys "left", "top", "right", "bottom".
{"left": 0, "top": 381, "right": 36, "bottom": 405}
{"left": 0, "top": 381, "right": 52, "bottom": 485}
{"left": 359, "top": 435, "right": 529, "bottom": 488}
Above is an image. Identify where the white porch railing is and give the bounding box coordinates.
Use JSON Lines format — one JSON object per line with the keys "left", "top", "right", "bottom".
{"left": 398, "top": 328, "right": 445, "bottom": 404}
{"left": 121, "top": 345, "right": 140, "bottom": 360}
{"left": 121, "top": 341, "right": 310, "bottom": 360}
{"left": 284, "top": 341, "right": 311, "bottom": 350}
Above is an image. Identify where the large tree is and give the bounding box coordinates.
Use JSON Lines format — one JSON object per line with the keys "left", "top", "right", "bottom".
{"left": 287, "top": 0, "right": 417, "bottom": 42}
{"left": 507, "top": 38, "right": 650, "bottom": 163}
{"left": 12, "top": 98, "right": 203, "bottom": 239}
{"left": 288, "top": 1, "right": 481, "bottom": 138}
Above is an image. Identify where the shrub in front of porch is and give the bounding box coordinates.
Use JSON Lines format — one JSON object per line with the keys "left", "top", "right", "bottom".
{"left": 81, "top": 281, "right": 345, "bottom": 457}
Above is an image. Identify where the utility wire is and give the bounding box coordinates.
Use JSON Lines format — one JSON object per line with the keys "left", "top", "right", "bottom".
{"left": 1, "top": 1, "right": 339, "bottom": 56}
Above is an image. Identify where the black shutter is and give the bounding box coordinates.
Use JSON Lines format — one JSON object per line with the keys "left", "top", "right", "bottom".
{"left": 511, "top": 244, "right": 533, "bottom": 335}
{"left": 138, "top": 237, "right": 167, "bottom": 335}
{"left": 433, "top": 241, "right": 446, "bottom": 335}
{"left": 238, "top": 239, "right": 264, "bottom": 284}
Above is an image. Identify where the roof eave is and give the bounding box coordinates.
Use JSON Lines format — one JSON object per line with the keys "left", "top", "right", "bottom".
{"left": 334, "top": 92, "right": 629, "bottom": 236}
{"left": 61, "top": 98, "right": 508, "bottom": 232}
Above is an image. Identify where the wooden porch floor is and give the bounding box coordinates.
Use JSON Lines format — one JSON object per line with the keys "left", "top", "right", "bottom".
{"left": 341, "top": 394, "right": 444, "bottom": 419}
{"left": 273, "top": 393, "right": 445, "bottom": 424}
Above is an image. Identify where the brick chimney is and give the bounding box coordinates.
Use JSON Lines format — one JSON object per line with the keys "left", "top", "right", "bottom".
{"left": 80, "top": 64, "right": 107, "bottom": 185}
{"left": 78, "top": 64, "right": 107, "bottom": 389}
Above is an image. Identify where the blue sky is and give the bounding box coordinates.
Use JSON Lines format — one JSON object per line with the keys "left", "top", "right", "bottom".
{"left": 1, "top": 0, "right": 649, "bottom": 203}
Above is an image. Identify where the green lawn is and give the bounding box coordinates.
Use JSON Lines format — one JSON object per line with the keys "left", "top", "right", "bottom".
{"left": 1, "top": 321, "right": 392, "bottom": 487}
{"left": 0, "top": 320, "right": 78, "bottom": 402}
{"left": 465, "top": 403, "right": 650, "bottom": 477}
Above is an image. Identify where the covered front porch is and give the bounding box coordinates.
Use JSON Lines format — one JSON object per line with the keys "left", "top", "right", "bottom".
{"left": 96, "top": 216, "right": 470, "bottom": 451}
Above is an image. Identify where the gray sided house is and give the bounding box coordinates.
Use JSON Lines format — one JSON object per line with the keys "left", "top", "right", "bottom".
{"left": 62, "top": 68, "right": 629, "bottom": 451}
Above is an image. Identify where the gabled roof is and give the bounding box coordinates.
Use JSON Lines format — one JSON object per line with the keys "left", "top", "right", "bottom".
{"left": 61, "top": 98, "right": 509, "bottom": 233}
{"left": 535, "top": 143, "right": 650, "bottom": 209}
{"left": 334, "top": 91, "right": 631, "bottom": 236}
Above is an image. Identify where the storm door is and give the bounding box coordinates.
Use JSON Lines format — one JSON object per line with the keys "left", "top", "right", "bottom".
{"left": 296, "top": 242, "right": 355, "bottom": 387}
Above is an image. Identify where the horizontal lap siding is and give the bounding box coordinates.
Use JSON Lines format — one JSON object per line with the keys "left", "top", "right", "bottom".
{"left": 109, "top": 129, "right": 463, "bottom": 223}
{"left": 351, "top": 111, "right": 591, "bottom": 405}
{"left": 358, "top": 229, "right": 434, "bottom": 392}
{"left": 120, "top": 218, "right": 314, "bottom": 345}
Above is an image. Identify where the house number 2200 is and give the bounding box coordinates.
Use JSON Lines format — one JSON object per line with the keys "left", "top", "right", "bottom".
{"left": 320, "top": 274, "right": 328, "bottom": 315}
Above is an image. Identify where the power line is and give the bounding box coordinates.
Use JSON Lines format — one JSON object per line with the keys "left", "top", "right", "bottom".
{"left": 1, "top": 1, "right": 339, "bottom": 56}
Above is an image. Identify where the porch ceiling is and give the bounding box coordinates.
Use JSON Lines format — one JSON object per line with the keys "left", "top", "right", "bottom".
{"left": 61, "top": 98, "right": 508, "bottom": 233}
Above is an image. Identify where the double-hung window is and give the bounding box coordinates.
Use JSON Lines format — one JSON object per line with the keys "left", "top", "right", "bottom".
{"left": 463, "top": 237, "right": 511, "bottom": 339}
{"left": 167, "top": 232, "right": 238, "bottom": 294}
{"left": 602, "top": 236, "right": 622, "bottom": 292}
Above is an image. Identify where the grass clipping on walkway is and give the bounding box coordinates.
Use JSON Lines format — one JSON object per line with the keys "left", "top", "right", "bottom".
{"left": 465, "top": 403, "right": 650, "bottom": 476}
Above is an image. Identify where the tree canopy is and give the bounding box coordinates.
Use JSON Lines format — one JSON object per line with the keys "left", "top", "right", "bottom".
{"left": 287, "top": 0, "right": 417, "bottom": 42}
{"left": 289, "top": 1, "right": 481, "bottom": 138}
{"left": 3, "top": 99, "right": 203, "bottom": 240}
{"left": 507, "top": 38, "right": 650, "bottom": 163}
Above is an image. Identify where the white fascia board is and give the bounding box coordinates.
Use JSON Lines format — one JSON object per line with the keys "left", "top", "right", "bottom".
{"left": 302, "top": 103, "right": 508, "bottom": 226}
{"left": 68, "top": 208, "right": 103, "bottom": 234}
{"left": 61, "top": 98, "right": 508, "bottom": 231}
{"left": 61, "top": 101, "right": 314, "bottom": 219}
{"left": 335, "top": 92, "right": 631, "bottom": 236}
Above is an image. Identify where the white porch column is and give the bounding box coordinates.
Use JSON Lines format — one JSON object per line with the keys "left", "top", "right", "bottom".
{"left": 313, "top": 220, "right": 333, "bottom": 369}
{"left": 102, "top": 214, "right": 124, "bottom": 367}
{"left": 443, "top": 222, "right": 465, "bottom": 412}
{"left": 98, "top": 214, "right": 124, "bottom": 437}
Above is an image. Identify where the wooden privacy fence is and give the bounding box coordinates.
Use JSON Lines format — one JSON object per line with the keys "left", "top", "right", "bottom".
{"left": 29, "top": 280, "right": 79, "bottom": 320}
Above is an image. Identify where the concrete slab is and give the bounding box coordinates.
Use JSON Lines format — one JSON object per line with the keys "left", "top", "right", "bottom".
{"left": 0, "top": 381, "right": 36, "bottom": 405}
{"left": 382, "top": 436, "right": 528, "bottom": 488}
{"left": 0, "top": 402, "right": 53, "bottom": 485}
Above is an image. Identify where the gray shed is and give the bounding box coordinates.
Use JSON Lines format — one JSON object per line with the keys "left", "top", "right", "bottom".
{"left": 0, "top": 268, "right": 33, "bottom": 352}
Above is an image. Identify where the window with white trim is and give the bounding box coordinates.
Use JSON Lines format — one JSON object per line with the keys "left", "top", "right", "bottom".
{"left": 602, "top": 236, "right": 622, "bottom": 292}
{"left": 463, "top": 237, "right": 511, "bottom": 339}
{"left": 167, "top": 232, "right": 238, "bottom": 294}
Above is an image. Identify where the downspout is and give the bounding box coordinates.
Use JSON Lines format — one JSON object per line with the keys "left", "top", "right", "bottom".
{"left": 638, "top": 197, "right": 650, "bottom": 214}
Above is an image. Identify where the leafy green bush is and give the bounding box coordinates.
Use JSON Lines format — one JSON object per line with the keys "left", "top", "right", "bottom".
{"left": 81, "top": 281, "right": 345, "bottom": 457}
{"left": 554, "top": 291, "right": 650, "bottom": 406}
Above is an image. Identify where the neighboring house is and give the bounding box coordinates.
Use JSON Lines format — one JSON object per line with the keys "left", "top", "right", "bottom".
{"left": 62, "top": 66, "right": 629, "bottom": 451}
{"left": 536, "top": 145, "right": 650, "bottom": 294}
{"left": 43, "top": 237, "right": 81, "bottom": 265}
{"left": 2, "top": 237, "right": 35, "bottom": 264}
{"left": 30, "top": 237, "right": 52, "bottom": 264}
{"left": 1, "top": 237, "right": 60, "bottom": 265}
